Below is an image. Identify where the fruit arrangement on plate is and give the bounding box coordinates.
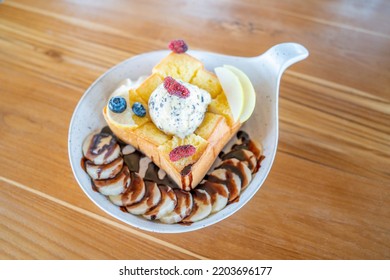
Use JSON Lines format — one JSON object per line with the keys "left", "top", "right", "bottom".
{"left": 81, "top": 40, "right": 264, "bottom": 224}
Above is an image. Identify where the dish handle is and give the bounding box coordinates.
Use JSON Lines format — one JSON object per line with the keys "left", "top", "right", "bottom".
{"left": 259, "top": 42, "right": 309, "bottom": 75}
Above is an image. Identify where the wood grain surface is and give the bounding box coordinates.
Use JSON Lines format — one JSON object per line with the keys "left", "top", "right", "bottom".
{"left": 0, "top": 0, "right": 389, "bottom": 260}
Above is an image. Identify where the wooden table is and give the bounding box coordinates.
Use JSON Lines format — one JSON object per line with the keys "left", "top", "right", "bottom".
{"left": 1, "top": 0, "right": 389, "bottom": 260}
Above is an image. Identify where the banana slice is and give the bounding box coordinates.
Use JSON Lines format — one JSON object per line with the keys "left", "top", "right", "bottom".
{"left": 198, "top": 181, "right": 229, "bottom": 213}
{"left": 143, "top": 185, "right": 177, "bottom": 220}
{"left": 85, "top": 157, "right": 123, "bottom": 180}
{"left": 93, "top": 165, "right": 130, "bottom": 196}
{"left": 182, "top": 189, "right": 212, "bottom": 223}
{"left": 160, "top": 189, "right": 193, "bottom": 224}
{"left": 122, "top": 144, "right": 136, "bottom": 155}
{"left": 221, "top": 149, "right": 257, "bottom": 173}
{"left": 219, "top": 158, "right": 252, "bottom": 190}
{"left": 125, "top": 181, "right": 161, "bottom": 215}
{"left": 121, "top": 172, "right": 146, "bottom": 206}
{"left": 82, "top": 133, "right": 121, "bottom": 165}
{"left": 108, "top": 194, "right": 123, "bottom": 206}
{"left": 208, "top": 168, "right": 241, "bottom": 202}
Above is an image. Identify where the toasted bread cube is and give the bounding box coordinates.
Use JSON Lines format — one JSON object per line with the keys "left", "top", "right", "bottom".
{"left": 195, "top": 112, "right": 229, "bottom": 142}
{"left": 158, "top": 134, "right": 208, "bottom": 172}
{"left": 134, "top": 122, "right": 172, "bottom": 166}
{"left": 135, "top": 73, "right": 163, "bottom": 103}
{"left": 153, "top": 53, "right": 203, "bottom": 82}
{"left": 190, "top": 69, "right": 222, "bottom": 98}
{"left": 135, "top": 122, "right": 172, "bottom": 146}
{"left": 208, "top": 92, "right": 234, "bottom": 126}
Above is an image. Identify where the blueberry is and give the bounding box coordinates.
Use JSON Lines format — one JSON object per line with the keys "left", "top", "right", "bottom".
{"left": 108, "top": 96, "right": 127, "bottom": 113}
{"left": 132, "top": 102, "right": 146, "bottom": 117}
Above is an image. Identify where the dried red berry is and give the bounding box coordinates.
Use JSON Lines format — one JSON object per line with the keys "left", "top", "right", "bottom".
{"left": 168, "top": 39, "right": 188, "bottom": 53}
{"left": 169, "top": 145, "right": 196, "bottom": 162}
{"left": 163, "top": 76, "right": 190, "bottom": 98}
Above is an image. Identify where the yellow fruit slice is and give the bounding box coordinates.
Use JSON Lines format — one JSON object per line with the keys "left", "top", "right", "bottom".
{"left": 214, "top": 67, "right": 244, "bottom": 123}
{"left": 106, "top": 85, "right": 137, "bottom": 129}
{"left": 224, "top": 65, "right": 256, "bottom": 123}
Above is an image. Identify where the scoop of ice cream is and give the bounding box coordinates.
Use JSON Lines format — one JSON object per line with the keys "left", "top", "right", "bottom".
{"left": 148, "top": 79, "right": 211, "bottom": 138}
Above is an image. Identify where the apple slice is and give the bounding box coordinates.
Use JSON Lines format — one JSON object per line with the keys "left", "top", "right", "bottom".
{"left": 214, "top": 67, "right": 244, "bottom": 122}
{"left": 224, "top": 65, "right": 256, "bottom": 123}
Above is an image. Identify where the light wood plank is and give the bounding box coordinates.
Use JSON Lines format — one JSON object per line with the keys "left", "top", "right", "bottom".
{"left": 245, "top": 0, "right": 390, "bottom": 37}
{"left": 2, "top": 0, "right": 390, "bottom": 99}
{"left": 0, "top": 180, "right": 199, "bottom": 260}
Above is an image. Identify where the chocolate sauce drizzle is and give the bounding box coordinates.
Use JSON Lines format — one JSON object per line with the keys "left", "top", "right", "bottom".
{"left": 102, "top": 126, "right": 179, "bottom": 188}
{"left": 81, "top": 126, "right": 265, "bottom": 224}
{"left": 85, "top": 132, "right": 117, "bottom": 161}
{"left": 220, "top": 130, "right": 264, "bottom": 173}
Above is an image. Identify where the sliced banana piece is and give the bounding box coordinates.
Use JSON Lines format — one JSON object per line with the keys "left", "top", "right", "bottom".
{"left": 93, "top": 165, "right": 130, "bottom": 196}
{"left": 160, "top": 189, "right": 193, "bottom": 224}
{"left": 126, "top": 181, "right": 161, "bottom": 215}
{"left": 182, "top": 189, "right": 212, "bottom": 223}
{"left": 198, "top": 181, "right": 229, "bottom": 213}
{"left": 222, "top": 149, "right": 257, "bottom": 173}
{"left": 219, "top": 158, "right": 252, "bottom": 190}
{"left": 108, "top": 193, "right": 123, "bottom": 206}
{"left": 143, "top": 185, "right": 177, "bottom": 221}
{"left": 120, "top": 172, "right": 146, "bottom": 206}
{"left": 208, "top": 168, "right": 241, "bottom": 202}
{"left": 82, "top": 133, "right": 121, "bottom": 165}
{"left": 122, "top": 144, "right": 136, "bottom": 155}
{"left": 86, "top": 156, "right": 123, "bottom": 180}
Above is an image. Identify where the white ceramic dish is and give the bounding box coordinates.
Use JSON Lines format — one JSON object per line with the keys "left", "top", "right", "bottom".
{"left": 68, "top": 43, "right": 308, "bottom": 233}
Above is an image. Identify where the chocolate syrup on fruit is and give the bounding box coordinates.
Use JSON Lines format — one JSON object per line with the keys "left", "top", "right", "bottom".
{"left": 173, "top": 189, "right": 192, "bottom": 216}
{"left": 144, "top": 181, "right": 158, "bottom": 208}
{"left": 121, "top": 172, "right": 144, "bottom": 206}
{"left": 100, "top": 126, "right": 178, "bottom": 187}
{"left": 220, "top": 130, "right": 263, "bottom": 173}
{"left": 198, "top": 181, "right": 229, "bottom": 205}
{"left": 180, "top": 164, "right": 193, "bottom": 190}
{"left": 145, "top": 162, "right": 177, "bottom": 187}
{"left": 82, "top": 126, "right": 264, "bottom": 222}
{"left": 207, "top": 169, "right": 240, "bottom": 203}
{"left": 91, "top": 180, "right": 98, "bottom": 193}
{"left": 219, "top": 160, "right": 248, "bottom": 190}
{"left": 84, "top": 133, "right": 117, "bottom": 162}
{"left": 80, "top": 157, "right": 87, "bottom": 172}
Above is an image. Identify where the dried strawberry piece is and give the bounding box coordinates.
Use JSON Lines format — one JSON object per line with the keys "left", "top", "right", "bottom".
{"left": 163, "top": 76, "right": 190, "bottom": 98}
{"left": 169, "top": 145, "right": 196, "bottom": 162}
{"left": 168, "top": 39, "right": 188, "bottom": 53}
